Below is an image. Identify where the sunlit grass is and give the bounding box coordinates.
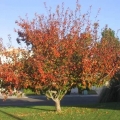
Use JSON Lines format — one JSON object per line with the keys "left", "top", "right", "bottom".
{"left": 0, "top": 102, "right": 119, "bottom": 120}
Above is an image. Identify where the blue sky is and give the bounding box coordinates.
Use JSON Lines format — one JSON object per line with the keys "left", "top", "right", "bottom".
{"left": 0, "top": 0, "right": 120, "bottom": 48}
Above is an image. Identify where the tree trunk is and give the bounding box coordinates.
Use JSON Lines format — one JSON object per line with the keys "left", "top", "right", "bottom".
{"left": 54, "top": 98, "right": 61, "bottom": 112}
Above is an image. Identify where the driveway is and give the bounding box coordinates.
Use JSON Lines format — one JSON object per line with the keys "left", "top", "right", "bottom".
{"left": 0, "top": 95, "right": 99, "bottom": 107}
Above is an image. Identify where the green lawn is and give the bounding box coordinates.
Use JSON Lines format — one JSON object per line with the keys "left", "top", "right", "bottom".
{"left": 0, "top": 102, "right": 119, "bottom": 120}
{"left": 88, "top": 90, "right": 97, "bottom": 95}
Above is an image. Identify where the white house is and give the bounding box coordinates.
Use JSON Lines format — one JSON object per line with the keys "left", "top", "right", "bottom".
{"left": 0, "top": 47, "right": 28, "bottom": 64}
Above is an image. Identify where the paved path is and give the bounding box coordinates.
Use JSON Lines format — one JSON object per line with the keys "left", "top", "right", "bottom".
{"left": 0, "top": 95, "right": 99, "bottom": 107}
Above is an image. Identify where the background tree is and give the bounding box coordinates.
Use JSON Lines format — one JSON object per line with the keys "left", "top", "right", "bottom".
{"left": 0, "top": 46, "right": 29, "bottom": 100}
{"left": 98, "top": 26, "right": 120, "bottom": 102}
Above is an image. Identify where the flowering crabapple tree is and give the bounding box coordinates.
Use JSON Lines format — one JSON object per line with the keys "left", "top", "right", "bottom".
{"left": 14, "top": 1, "right": 120, "bottom": 112}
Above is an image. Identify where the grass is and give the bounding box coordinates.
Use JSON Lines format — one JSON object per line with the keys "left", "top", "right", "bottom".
{"left": 23, "top": 89, "right": 36, "bottom": 95}
{"left": 88, "top": 90, "right": 97, "bottom": 95}
{"left": 23, "top": 89, "right": 44, "bottom": 96}
{"left": 78, "top": 90, "right": 97, "bottom": 95}
{"left": 0, "top": 102, "right": 119, "bottom": 120}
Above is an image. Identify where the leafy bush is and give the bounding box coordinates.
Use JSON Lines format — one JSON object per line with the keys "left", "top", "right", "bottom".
{"left": 23, "top": 88, "right": 35, "bottom": 95}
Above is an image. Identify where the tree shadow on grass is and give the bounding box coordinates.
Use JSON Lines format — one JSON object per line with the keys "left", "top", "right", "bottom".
{"left": 0, "top": 109, "right": 23, "bottom": 120}
{"left": 15, "top": 102, "right": 120, "bottom": 113}
{"left": 20, "top": 106, "right": 55, "bottom": 112}
{"left": 14, "top": 101, "right": 120, "bottom": 112}
{"left": 63, "top": 102, "right": 120, "bottom": 111}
